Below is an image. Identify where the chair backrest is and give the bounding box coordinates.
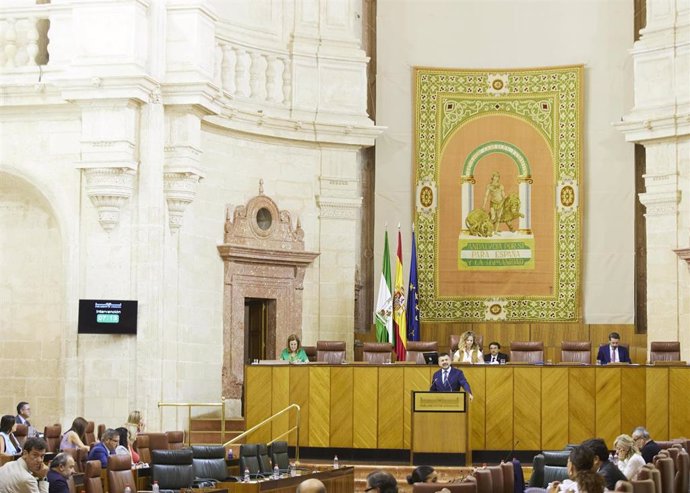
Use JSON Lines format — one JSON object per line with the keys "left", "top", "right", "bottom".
{"left": 531, "top": 450, "right": 570, "bottom": 488}
{"left": 638, "top": 464, "right": 662, "bottom": 493}
{"left": 44, "top": 424, "right": 62, "bottom": 453}
{"left": 107, "top": 454, "right": 135, "bottom": 493}
{"left": 450, "top": 334, "right": 484, "bottom": 353}
{"left": 239, "top": 444, "right": 261, "bottom": 475}
{"left": 474, "top": 468, "right": 493, "bottom": 493}
{"left": 650, "top": 341, "right": 681, "bottom": 362}
{"left": 630, "top": 478, "right": 655, "bottom": 493}
{"left": 510, "top": 341, "right": 544, "bottom": 363}
{"left": 302, "top": 345, "right": 317, "bottom": 362}
{"left": 62, "top": 448, "right": 87, "bottom": 474}
{"left": 561, "top": 341, "right": 592, "bottom": 364}
{"left": 135, "top": 434, "right": 151, "bottom": 464}
{"left": 675, "top": 449, "right": 688, "bottom": 493}
{"left": 191, "top": 445, "right": 228, "bottom": 481}
{"left": 85, "top": 421, "right": 96, "bottom": 445}
{"left": 406, "top": 341, "right": 439, "bottom": 363}
{"left": 84, "top": 460, "right": 103, "bottom": 493}
{"left": 500, "top": 461, "right": 515, "bottom": 493}
{"left": 413, "top": 483, "right": 478, "bottom": 493}
{"left": 14, "top": 424, "right": 28, "bottom": 447}
{"left": 316, "top": 341, "right": 346, "bottom": 363}
{"left": 97, "top": 424, "right": 105, "bottom": 442}
{"left": 166, "top": 431, "right": 185, "bottom": 450}
{"left": 529, "top": 454, "right": 545, "bottom": 488}
{"left": 151, "top": 448, "right": 194, "bottom": 490}
{"left": 488, "top": 465, "right": 504, "bottom": 493}
{"left": 615, "top": 480, "right": 634, "bottom": 492}
{"left": 362, "top": 342, "right": 393, "bottom": 364}
{"left": 148, "top": 432, "right": 170, "bottom": 452}
{"left": 269, "top": 440, "right": 289, "bottom": 471}
{"left": 257, "top": 443, "right": 272, "bottom": 474}
{"left": 654, "top": 457, "right": 675, "bottom": 493}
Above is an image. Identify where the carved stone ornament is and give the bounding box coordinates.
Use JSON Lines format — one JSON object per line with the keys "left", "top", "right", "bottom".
{"left": 218, "top": 180, "right": 318, "bottom": 399}
{"left": 164, "top": 172, "right": 202, "bottom": 232}
{"left": 83, "top": 167, "right": 137, "bottom": 231}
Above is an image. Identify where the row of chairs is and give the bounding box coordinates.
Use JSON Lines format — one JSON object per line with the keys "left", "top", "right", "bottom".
{"left": 307, "top": 340, "right": 684, "bottom": 364}
{"left": 411, "top": 461, "right": 516, "bottom": 493}
{"left": 239, "top": 441, "right": 289, "bottom": 477}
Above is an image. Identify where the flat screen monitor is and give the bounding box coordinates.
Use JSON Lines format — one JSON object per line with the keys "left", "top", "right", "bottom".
{"left": 423, "top": 351, "right": 439, "bottom": 365}
{"left": 78, "top": 299, "right": 138, "bottom": 335}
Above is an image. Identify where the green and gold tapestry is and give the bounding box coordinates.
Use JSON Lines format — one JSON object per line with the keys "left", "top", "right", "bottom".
{"left": 414, "top": 65, "right": 583, "bottom": 322}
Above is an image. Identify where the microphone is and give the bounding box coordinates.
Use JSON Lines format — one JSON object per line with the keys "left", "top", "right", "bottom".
{"left": 503, "top": 440, "right": 520, "bottom": 463}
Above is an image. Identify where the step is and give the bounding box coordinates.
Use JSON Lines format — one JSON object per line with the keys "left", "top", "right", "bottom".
{"left": 189, "top": 418, "right": 246, "bottom": 432}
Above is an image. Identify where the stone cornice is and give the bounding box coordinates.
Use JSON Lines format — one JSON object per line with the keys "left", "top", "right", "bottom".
{"left": 217, "top": 244, "right": 319, "bottom": 267}
{"left": 675, "top": 247, "right": 690, "bottom": 267}
{"left": 613, "top": 109, "right": 690, "bottom": 143}
{"left": 57, "top": 75, "right": 161, "bottom": 105}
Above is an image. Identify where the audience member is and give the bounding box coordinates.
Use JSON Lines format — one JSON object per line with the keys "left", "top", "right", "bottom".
{"left": 453, "top": 331, "right": 484, "bottom": 364}
{"left": 366, "top": 470, "right": 399, "bottom": 493}
{"left": 0, "top": 437, "right": 49, "bottom": 493}
{"left": 295, "top": 478, "right": 326, "bottom": 493}
{"left": 582, "top": 438, "right": 626, "bottom": 490}
{"left": 114, "top": 427, "right": 140, "bottom": 464}
{"left": 430, "top": 352, "right": 474, "bottom": 400}
{"left": 407, "top": 465, "right": 437, "bottom": 484}
{"left": 87, "top": 429, "right": 119, "bottom": 468}
{"left": 125, "top": 411, "right": 145, "bottom": 441}
{"left": 484, "top": 342, "right": 508, "bottom": 364}
{"left": 15, "top": 402, "right": 38, "bottom": 438}
{"left": 1, "top": 415, "right": 22, "bottom": 456}
{"left": 59, "top": 418, "right": 89, "bottom": 452}
{"left": 614, "top": 434, "right": 645, "bottom": 480}
{"left": 631, "top": 426, "right": 661, "bottom": 463}
{"left": 46, "top": 453, "right": 75, "bottom": 493}
{"left": 596, "top": 332, "right": 631, "bottom": 364}
{"left": 547, "top": 445, "right": 603, "bottom": 493}
{"left": 279, "top": 334, "right": 309, "bottom": 363}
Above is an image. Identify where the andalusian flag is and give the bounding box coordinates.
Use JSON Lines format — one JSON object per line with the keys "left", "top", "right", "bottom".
{"left": 393, "top": 229, "right": 407, "bottom": 361}
{"left": 406, "top": 227, "right": 420, "bottom": 342}
{"left": 374, "top": 230, "right": 393, "bottom": 343}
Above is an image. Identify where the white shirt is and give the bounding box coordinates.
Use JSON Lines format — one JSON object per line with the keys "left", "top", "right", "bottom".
{"left": 617, "top": 453, "right": 645, "bottom": 480}
{"left": 453, "top": 348, "right": 484, "bottom": 364}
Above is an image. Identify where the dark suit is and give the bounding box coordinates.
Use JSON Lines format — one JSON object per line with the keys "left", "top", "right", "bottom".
{"left": 598, "top": 460, "right": 627, "bottom": 490}
{"left": 87, "top": 442, "right": 113, "bottom": 468}
{"left": 484, "top": 352, "right": 509, "bottom": 364}
{"left": 596, "top": 344, "right": 631, "bottom": 364}
{"left": 430, "top": 367, "right": 472, "bottom": 394}
{"left": 47, "top": 470, "right": 70, "bottom": 493}
{"left": 640, "top": 440, "right": 661, "bottom": 463}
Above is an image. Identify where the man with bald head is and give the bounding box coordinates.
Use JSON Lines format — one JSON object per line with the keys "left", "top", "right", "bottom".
{"left": 296, "top": 478, "right": 326, "bottom": 493}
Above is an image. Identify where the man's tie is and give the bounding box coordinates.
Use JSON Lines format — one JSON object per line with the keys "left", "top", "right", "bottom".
{"left": 612, "top": 348, "right": 617, "bottom": 362}
{"left": 492, "top": 355, "right": 496, "bottom": 363}
{"left": 442, "top": 370, "right": 448, "bottom": 386}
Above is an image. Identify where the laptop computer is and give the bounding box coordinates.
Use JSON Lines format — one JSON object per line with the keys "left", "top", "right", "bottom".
{"left": 423, "top": 352, "right": 439, "bottom": 365}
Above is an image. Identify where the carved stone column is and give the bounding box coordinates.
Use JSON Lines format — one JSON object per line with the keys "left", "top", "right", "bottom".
{"left": 83, "top": 167, "right": 137, "bottom": 231}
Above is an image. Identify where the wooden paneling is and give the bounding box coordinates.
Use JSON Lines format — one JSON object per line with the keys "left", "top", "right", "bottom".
{"left": 485, "top": 367, "right": 513, "bottom": 449}
{"left": 514, "top": 367, "right": 541, "bottom": 450}
{"left": 542, "top": 367, "right": 569, "bottom": 448}
{"left": 569, "top": 367, "right": 595, "bottom": 443}
{"left": 464, "top": 366, "right": 486, "bottom": 449}
{"left": 308, "top": 366, "right": 330, "bottom": 447}
{"left": 621, "top": 366, "right": 645, "bottom": 435}
{"left": 330, "top": 366, "right": 353, "bottom": 447}
{"left": 271, "top": 366, "right": 290, "bottom": 441}
{"left": 289, "top": 366, "right": 309, "bottom": 446}
{"left": 669, "top": 368, "right": 690, "bottom": 439}
{"left": 595, "top": 367, "right": 622, "bottom": 445}
{"left": 378, "top": 367, "right": 404, "bottom": 449}
{"left": 403, "top": 366, "right": 432, "bottom": 448}
{"left": 244, "top": 365, "right": 690, "bottom": 452}
{"left": 352, "top": 367, "right": 378, "bottom": 448}
{"left": 646, "top": 367, "right": 669, "bottom": 440}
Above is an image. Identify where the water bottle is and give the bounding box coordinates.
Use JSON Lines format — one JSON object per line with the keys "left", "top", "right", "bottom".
{"left": 273, "top": 465, "right": 280, "bottom": 479}
{"left": 244, "top": 467, "right": 250, "bottom": 482}
{"left": 333, "top": 455, "right": 339, "bottom": 469}
{"left": 124, "top": 486, "right": 131, "bottom": 493}
{"left": 227, "top": 448, "right": 233, "bottom": 460}
{"left": 152, "top": 481, "right": 159, "bottom": 493}
{"left": 289, "top": 462, "right": 296, "bottom": 477}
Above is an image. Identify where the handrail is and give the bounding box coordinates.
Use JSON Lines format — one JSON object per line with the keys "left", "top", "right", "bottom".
{"left": 158, "top": 398, "right": 226, "bottom": 447}
{"left": 223, "top": 403, "right": 300, "bottom": 463}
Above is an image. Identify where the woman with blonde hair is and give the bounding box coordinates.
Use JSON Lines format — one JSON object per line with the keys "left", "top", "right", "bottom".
{"left": 614, "top": 434, "right": 645, "bottom": 480}
{"left": 125, "top": 410, "right": 145, "bottom": 442}
{"left": 453, "top": 331, "right": 484, "bottom": 364}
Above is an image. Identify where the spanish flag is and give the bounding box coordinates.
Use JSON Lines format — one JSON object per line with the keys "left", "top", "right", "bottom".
{"left": 393, "top": 229, "right": 407, "bottom": 361}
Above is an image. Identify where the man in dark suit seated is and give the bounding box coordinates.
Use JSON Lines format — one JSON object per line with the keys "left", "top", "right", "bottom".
{"left": 87, "top": 429, "right": 119, "bottom": 468}
{"left": 484, "top": 341, "right": 509, "bottom": 364}
{"left": 596, "top": 332, "right": 631, "bottom": 364}
{"left": 429, "top": 352, "right": 473, "bottom": 400}
{"left": 582, "top": 438, "right": 626, "bottom": 490}
{"left": 632, "top": 427, "right": 661, "bottom": 463}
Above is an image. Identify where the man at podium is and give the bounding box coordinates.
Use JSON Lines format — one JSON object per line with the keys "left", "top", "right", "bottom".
{"left": 430, "top": 352, "right": 474, "bottom": 400}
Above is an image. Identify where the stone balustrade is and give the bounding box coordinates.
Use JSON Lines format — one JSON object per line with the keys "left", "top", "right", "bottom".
{"left": 0, "top": 9, "right": 49, "bottom": 69}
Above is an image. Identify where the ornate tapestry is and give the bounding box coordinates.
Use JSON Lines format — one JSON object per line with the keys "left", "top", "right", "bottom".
{"left": 414, "top": 66, "right": 583, "bottom": 322}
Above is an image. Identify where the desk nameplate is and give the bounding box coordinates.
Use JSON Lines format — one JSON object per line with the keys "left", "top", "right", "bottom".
{"left": 413, "top": 391, "right": 466, "bottom": 412}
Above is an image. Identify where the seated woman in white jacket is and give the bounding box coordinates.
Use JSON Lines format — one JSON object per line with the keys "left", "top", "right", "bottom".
{"left": 452, "top": 330, "right": 484, "bottom": 364}
{"left": 614, "top": 434, "right": 646, "bottom": 480}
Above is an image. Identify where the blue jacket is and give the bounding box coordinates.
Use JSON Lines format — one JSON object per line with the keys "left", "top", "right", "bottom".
{"left": 87, "top": 441, "right": 113, "bottom": 468}
{"left": 47, "top": 469, "right": 70, "bottom": 493}
{"left": 596, "top": 344, "right": 631, "bottom": 364}
{"left": 430, "top": 366, "right": 472, "bottom": 394}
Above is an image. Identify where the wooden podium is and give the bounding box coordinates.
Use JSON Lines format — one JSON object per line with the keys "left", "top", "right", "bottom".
{"left": 410, "top": 391, "right": 471, "bottom": 465}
